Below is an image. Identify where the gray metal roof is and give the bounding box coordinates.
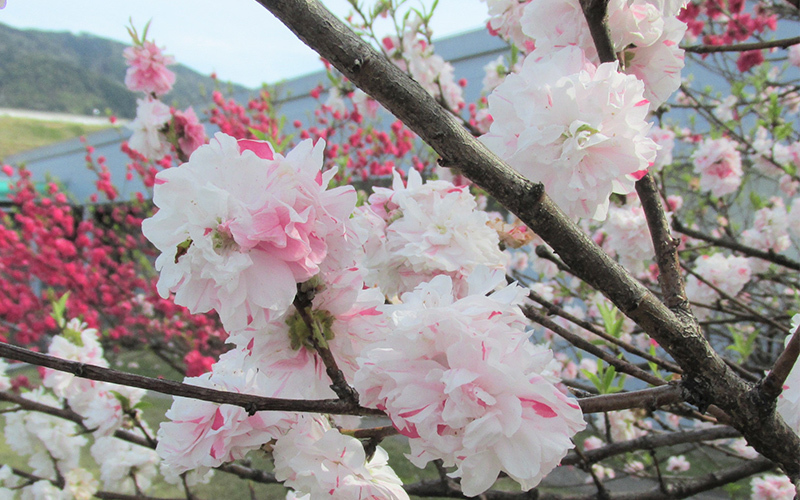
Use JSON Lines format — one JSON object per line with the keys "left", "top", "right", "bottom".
{"left": 5, "top": 28, "right": 509, "bottom": 203}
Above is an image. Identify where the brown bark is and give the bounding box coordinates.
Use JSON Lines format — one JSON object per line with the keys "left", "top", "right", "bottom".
{"left": 251, "top": 0, "right": 800, "bottom": 482}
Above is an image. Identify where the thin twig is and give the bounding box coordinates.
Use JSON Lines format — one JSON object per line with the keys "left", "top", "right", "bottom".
{"left": 523, "top": 306, "right": 667, "bottom": 386}
{"left": 578, "top": 385, "right": 683, "bottom": 414}
{"left": 673, "top": 218, "right": 800, "bottom": 271}
{"left": 0, "top": 342, "right": 383, "bottom": 417}
{"left": 683, "top": 36, "right": 800, "bottom": 53}
{"left": 760, "top": 322, "right": 800, "bottom": 401}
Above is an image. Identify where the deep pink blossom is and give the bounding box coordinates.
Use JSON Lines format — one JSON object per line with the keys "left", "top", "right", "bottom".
{"left": 124, "top": 41, "right": 176, "bottom": 96}
{"left": 142, "top": 133, "right": 357, "bottom": 332}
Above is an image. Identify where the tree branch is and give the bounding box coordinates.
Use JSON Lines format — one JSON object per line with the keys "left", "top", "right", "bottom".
{"left": 578, "top": 385, "right": 684, "bottom": 414}
{"left": 0, "top": 342, "right": 384, "bottom": 417}
{"left": 202, "top": 0, "right": 800, "bottom": 483}
{"left": 759, "top": 322, "right": 800, "bottom": 402}
{"left": 561, "top": 426, "right": 741, "bottom": 466}
{"left": 579, "top": 0, "right": 617, "bottom": 64}
{"left": 527, "top": 288, "right": 683, "bottom": 374}
{"left": 523, "top": 305, "right": 668, "bottom": 386}
{"left": 673, "top": 218, "right": 800, "bottom": 271}
{"left": 683, "top": 36, "right": 800, "bottom": 53}
{"left": 635, "top": 174, "right": 688, "bottom": 310}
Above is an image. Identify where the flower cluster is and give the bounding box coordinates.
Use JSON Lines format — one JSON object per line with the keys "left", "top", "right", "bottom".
{"left": 124, "top": 24, "right": 206, "bottom": 161}
{"left": 357, "top": 169, "right": 508, "bottom": 297}
{"left": 603, "top": 201, "right": 660, "bottom": 275}
{"left": 272, "top": 415, "right": 408, "bottom": 499}
{"left": 518, "top": 0, "right": 687, "bottom": 107}
{"left": 691, "top": 137, "right": 743, "bottom": 197}
{"left": 382, "top": 13, "right": 464, "bottom": 111}
{"left": 0, "top": 320, "right": 178, "bottom": 499}
{"left": 142, "top": 133, "right": 358, "bottom": 332}
{"left": 684, "top": 253, "right": 751, "bottom": 316}
{"left": 480, "top": 46, "right": 657, "bottom": 220}
{"left": 354, "top": 271, "right": 585, "bottom": 496}
{"left": 123, "top": 40, "right": 176, "bottom": 97}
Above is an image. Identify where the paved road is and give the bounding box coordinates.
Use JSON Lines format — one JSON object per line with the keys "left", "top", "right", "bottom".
{"left": 0, "top": 107, "right": 129, "bottom": 126}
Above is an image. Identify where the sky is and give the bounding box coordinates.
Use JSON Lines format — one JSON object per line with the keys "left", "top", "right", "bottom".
{"left": 0, "top": 0, "right": 490, "bottom": 88}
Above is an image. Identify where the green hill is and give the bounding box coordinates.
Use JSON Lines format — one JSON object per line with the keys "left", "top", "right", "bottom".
{"left": 0, "top": 23, "right": 251, "bottom": 118}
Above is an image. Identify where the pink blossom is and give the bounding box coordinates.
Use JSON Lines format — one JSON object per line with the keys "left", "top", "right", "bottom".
{"left": 583, "top": 436, "right": 604, "bottom": 450}
{"left": 751, "top": 474, "right": 795, "bottom": 500}
{"left": 483, "top": 0, "right": 534, "bottom": 50}
{"left": 623, "top": 16, "right": 687, "bottom": 108}
{"left": 666, "top": 455, "right": 690, "bottom": 472}
{"left": 172, "top": 107, "right": 206, "bottom": 158}
{"left": 354, "top": 271, "right": 585, "bottom": 496}
{"left": 521, "top": 0, "right": 687, "bottom": 106}
{"left": 624, "top": 460, "right": 646, "bottom": 474}
{"left": 351, "top": 89, "right": 380, "bottom": 119}
{"left": 684, "top": 254, "right": 751, "bottom": 315}
{"left": 224, "top": 287, "right": 387, "bottom": 400}
{"left": 737, "top": 49, "right": 765, "bottom": 72}
{"left": 128, "top": 97, "right": 171, "bottom": 160}
{"left": 603, "top": 409, "right": 649, "bottom": 441}
{"left": 648, "top": 126, "right": 675, "bottom": 171}
{"left": 741, "top": 198, "right": 790, "bottom": 273}
{"left": 480, "top": 46, "right": 657, "bottom": 220}
{"left": 691, "top": 137, "right": 743, "bottom": 197}
{"left": 382, "top": 13, "right": 464, "bottom": 111}
{"left": 729, "top": 438, "right": 759, "bottom": 459}
{"left": 82, "top": 384, "right": 146, "bottom": 437}
{"left": 184, "top": 350, "right": 215, "bottom": 377}
{"left": 156, "top": 351, "right": 296, "bottom": 474}
{"left": 92, "top": 434, "right": 160, "bottom": 493}
{"left": 273, "top": 415, "right": 408, "bottom": 499}
{"left": 142, "top": 133, "right": 357, "bottom": 332}
{"left": 789, "top": 45, "right": 800, "bottom": 68}
{"left": 482, "top": 55, "right": 513, "bottom": 94}
{"left": 42, "top": 318, "right": 108, "bottom": 412}
{"left": 123, "top": 41, "right": 176, "bottom": 96}
{"left": 4, "top": 389, "right": 87, "bottom": 480}
{"left": 356, "top": 169, "right": 507, "bottom": 298}
{"left": 603, "top": 202, "right": 659, "bottom": 275}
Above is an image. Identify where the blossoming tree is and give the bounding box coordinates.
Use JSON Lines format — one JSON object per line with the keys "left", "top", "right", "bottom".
{"left": 1, "top": 0, "right": 800, "bottom": 498}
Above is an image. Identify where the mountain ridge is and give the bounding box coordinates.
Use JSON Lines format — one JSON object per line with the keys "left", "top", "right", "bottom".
{"left": 0, "top": 22, "right": 251, "bottom": 119}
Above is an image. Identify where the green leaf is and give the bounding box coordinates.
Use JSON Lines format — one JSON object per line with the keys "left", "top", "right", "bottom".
{"left": 110, "top": 391, "right": 132, "bottom": 412}
{"left": 133, "top": 400, "right": 153, "bottom": 411}
{"left": 50, "top": 291, "right": 70, "bottom": 329}
{"left": 750, "top": 191, "right": 764, "bottom": 210}
{"left": 581, "top": 370, "right": 605, "bottom": 394}
{"left": 775, "top": 122, "right": 794, "bottom": 142}
{"left": 597, "top": 302, "right": 624, "bottom": 338}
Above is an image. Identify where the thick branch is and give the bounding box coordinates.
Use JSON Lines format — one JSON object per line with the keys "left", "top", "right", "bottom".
{"left": 0, "top": 342, "right": 384, "bottom": 417}
{"left": 254, "top": 0, "right": 800, "bottom": 482}
{"left": 635, "top": 174, "right": 687, "bottom": 309}
{"left": 579, "top": 0, "right": 617, "bottom": 64}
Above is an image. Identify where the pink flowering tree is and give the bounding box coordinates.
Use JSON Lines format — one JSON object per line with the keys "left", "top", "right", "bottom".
{"left": 1, "top": 0, "right": 800, "bottom": 498}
